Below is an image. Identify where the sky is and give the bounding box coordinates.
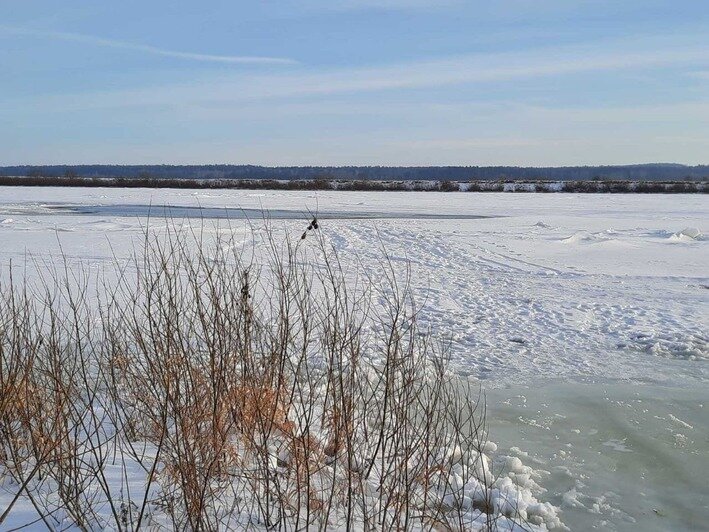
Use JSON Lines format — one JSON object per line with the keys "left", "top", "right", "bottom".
{"left": 1, "top": 0, "right": 708, "bottom": 166}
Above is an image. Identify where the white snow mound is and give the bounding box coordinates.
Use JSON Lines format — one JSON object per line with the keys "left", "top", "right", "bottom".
{"left": 670, "top": 227, "right": 703, "bottom": 241}
{"left": 559, "top": 231, "right": 610, "bottom": 245}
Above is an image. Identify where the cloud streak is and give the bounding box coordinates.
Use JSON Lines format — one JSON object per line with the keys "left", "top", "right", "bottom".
{"left": 15, "top": 34, "right": 706, "bottom": 113}
{"left": 295, "top": 0, "right": 460, "bottom": 11}
{"left": 0, "top": 25, "right": 298, "bottom": 65}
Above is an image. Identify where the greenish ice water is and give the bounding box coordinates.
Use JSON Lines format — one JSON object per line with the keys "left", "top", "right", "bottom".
{"left": 484, "top": 376, "right": 709, "bottom": 531}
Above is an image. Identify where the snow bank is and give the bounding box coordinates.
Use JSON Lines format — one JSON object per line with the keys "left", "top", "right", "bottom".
{"left": 559, "top": 231, "right": 612, "bottom": 245}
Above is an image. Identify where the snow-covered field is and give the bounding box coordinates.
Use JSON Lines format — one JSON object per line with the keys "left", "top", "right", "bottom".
{"left": 1, "top": 188, "right": 705, "bottom": 385}
{"left": 1, "top": 187, "right": 707, "bottom": 530}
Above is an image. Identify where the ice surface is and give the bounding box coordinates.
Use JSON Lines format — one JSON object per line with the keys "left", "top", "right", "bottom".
{"left": 0, "top": 187, "right": 707, "bottom": 530}
{"left": 0, "top": 188, "right": 706, "bottom": 385}
{"left": 485, "top": 380, "right": 709, "bottom": 531}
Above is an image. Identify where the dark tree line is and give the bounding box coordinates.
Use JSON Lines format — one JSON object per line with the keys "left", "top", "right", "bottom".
{"left": 1, "top": 163, "right": 708, "bottom": 182}
{"left": 0, "top": 175, "right": 704, "bottom": 193}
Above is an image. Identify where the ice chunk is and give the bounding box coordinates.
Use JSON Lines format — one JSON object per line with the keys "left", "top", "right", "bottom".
{"left": 670, "top": 227, "right": 703, "bottom": 241}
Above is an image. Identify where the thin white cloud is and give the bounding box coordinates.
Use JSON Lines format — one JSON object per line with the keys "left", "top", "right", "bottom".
{"left": 2, "top": 32, "right": 708, "bottom": 121}
{"left": 0, "top": 25, "right": 298, "bottom": 65}
{"left": 288, "top": 0, "right": 461, "bottom": 12}
{"left": 324, "top": 0, "right": 458, "bottom": 9}
{"left": 511, "top": 101, "right": 709, "bottom": 124}
{"left": 689, "top": 71, "right": 709, "bottom": 80}
{"left": 17, "top": 36, "right": 706, "bottom": 113}
{"left": 143, "top": 99, "right": 709, "bottom": 129}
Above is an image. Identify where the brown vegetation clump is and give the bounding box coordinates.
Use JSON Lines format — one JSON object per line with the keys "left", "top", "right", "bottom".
{"left": 0, "top": 221, "right": 521, "bottom": 531}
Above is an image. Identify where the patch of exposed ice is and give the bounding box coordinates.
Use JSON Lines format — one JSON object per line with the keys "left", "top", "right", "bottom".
{"left": 668, "top": 413, "right": 694, "bottom": 429}
{"left": 674, "top": 433, "right": 689, "bottom": 447}
{"left": 562, "top": 487, "right": 585, "bottom": 509}
{"left": 601, "top": 439, "right": 632, "bottom": 453}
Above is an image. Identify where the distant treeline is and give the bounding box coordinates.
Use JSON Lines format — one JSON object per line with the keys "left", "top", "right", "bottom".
{"left": 1, "top": 163, "right": 708, "bottom": 182}
{"left": 0, "top": 176, "right": 705, "bottom": 193}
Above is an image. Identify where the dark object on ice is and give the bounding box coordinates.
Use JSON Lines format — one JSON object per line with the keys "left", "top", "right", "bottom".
{"left": 301, "top": 217, "right": 318, "bottom": 239}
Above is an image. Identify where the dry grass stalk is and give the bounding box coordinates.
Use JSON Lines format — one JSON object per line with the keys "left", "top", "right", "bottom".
{"left": 0, "top": 220, "right": 524, "bottom": 531}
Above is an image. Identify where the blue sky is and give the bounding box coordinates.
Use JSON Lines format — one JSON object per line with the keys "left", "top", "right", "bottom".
{"left": 1, "top": 0, "right": 707, "bottom": 165}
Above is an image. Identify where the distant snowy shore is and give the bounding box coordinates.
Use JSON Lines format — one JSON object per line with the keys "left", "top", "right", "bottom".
{"left": 0, "top": 175, "right": 706, "bottom": 193}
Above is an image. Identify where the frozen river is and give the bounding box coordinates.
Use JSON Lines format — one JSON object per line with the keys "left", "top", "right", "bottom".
{"left": 14, "top": 201, "right": 494, "bottom": 220}
{"left": 1, "top": 187, "right": 707, "bottom": 530}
